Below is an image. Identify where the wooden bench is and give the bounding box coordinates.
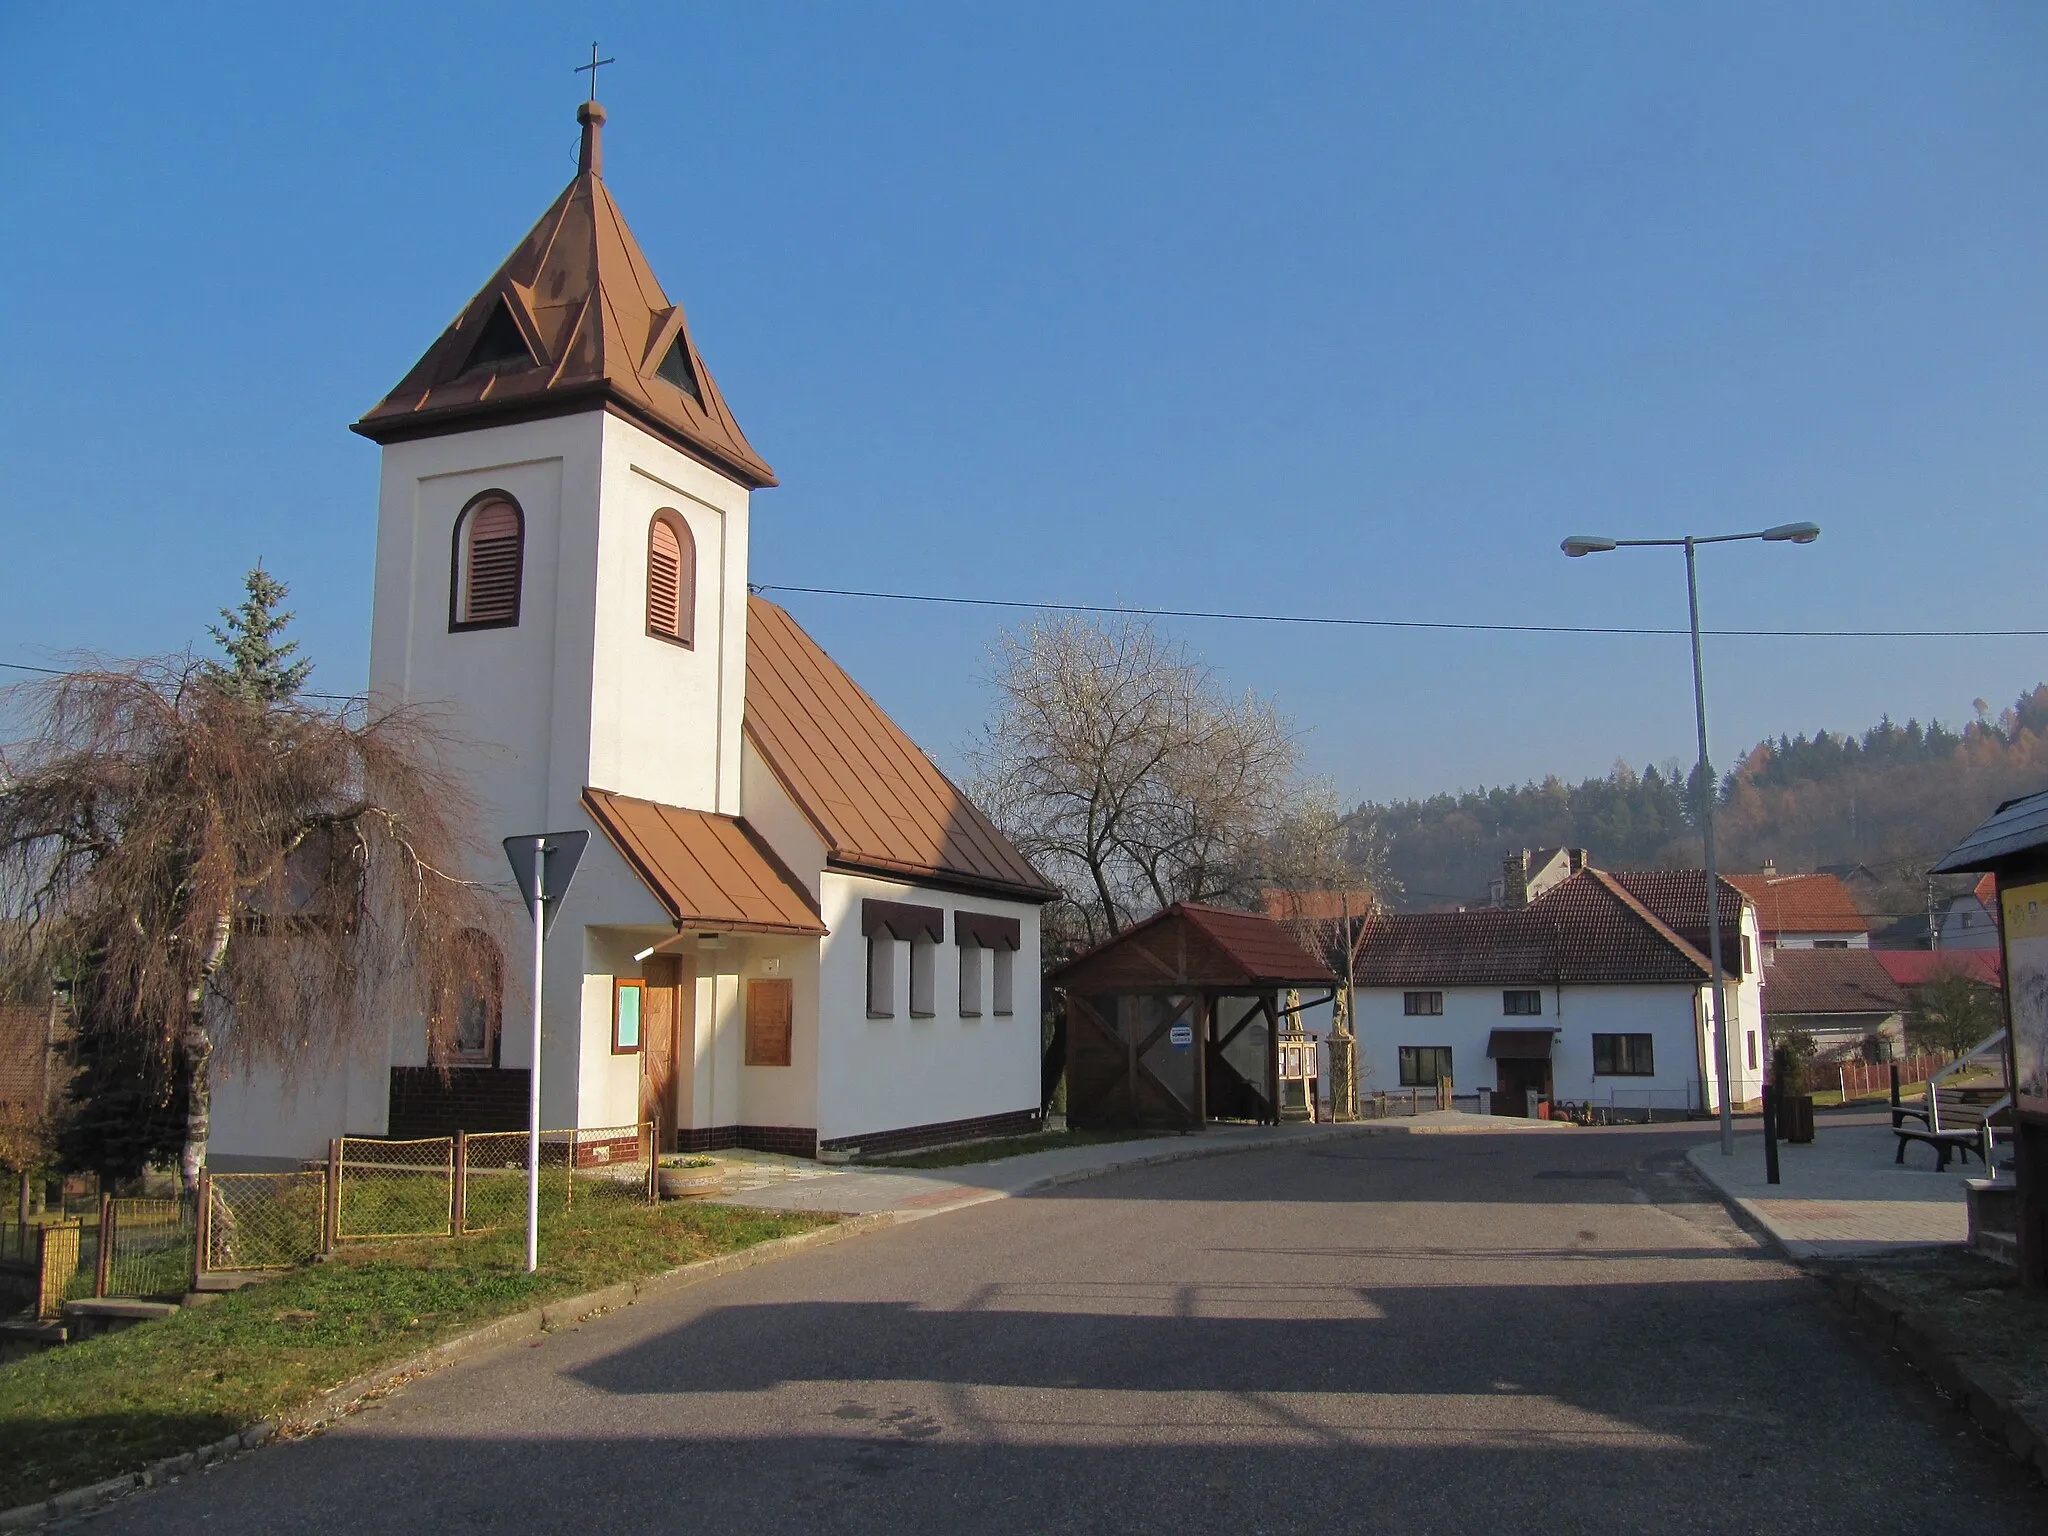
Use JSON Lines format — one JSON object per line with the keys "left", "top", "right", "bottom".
{"left": 1893, "top": 1086, "right": 2010, "bottom": 1171}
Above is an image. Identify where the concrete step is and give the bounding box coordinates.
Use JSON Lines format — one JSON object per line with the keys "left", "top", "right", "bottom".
{"left": 1972, "top": 1227, "right": 2018, "bottom": 1266}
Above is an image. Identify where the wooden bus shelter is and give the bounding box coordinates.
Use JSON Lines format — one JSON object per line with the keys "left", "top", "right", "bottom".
{"left": 1935, "top": 790, "right": 2048, "bottom": 1288}
{"left": 1049, "top": 903, "right": 1338, "bottom": 1132}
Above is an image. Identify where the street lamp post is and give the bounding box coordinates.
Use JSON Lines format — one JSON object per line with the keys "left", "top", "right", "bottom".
{"left": 1562, "top": 522, "right": 1819, "bottom": 1159}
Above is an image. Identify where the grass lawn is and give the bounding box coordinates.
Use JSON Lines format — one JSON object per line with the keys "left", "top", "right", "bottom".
{"left": 0, "top": 1200, "right": 830, "bottom": 1510}
{"left": 855, "top": 1127, "right": 1170, "bottom": 1170}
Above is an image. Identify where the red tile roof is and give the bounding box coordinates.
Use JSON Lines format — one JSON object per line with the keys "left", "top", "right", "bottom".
{"left": 1871, "top": 949, "right": 2003, "bottom": 989}
{"left": 1352, "top": 871, "right": 1711, "bottom": 988}
{"left": 1724, "top": 872, "right": 1869, "bottom": 939}
{"left": 1602, "top": 870, "right": 1751, "bottom": 965}
{"left": 744, "top": 597, "right": 1055, "bottom": 902}
{"left": 1762, "top": 948, "right": 1908, "bottom": 1017}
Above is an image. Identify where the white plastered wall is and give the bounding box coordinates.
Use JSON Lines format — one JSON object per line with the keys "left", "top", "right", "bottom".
{"left": 1356, "top": 983, "right": 1707, "bottom": 1110}
{"left": 815, "top": 871, "right": 1042, "bottom": 1145}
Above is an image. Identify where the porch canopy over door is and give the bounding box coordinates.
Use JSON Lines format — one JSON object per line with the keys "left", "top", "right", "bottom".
{"left": 1049, "top": 903, "right": 1337, "bottom": 1132}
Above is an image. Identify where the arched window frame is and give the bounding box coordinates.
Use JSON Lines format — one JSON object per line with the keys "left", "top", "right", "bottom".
{"left": 449, "top": 491, "right": 525, "bottom": 632}
{"left": 438, "top": 929, "right": 504, "bottom": 1067}
{"left": 645, "top": 509, "right": 697, "bottom": 649}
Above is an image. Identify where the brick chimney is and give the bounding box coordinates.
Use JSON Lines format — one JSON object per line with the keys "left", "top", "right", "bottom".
{"left": 1502, "top": 851, "right": 1530, "bottom": 908}
{"left": 1567, "top": 848, "right": 1589, "bottom": 875}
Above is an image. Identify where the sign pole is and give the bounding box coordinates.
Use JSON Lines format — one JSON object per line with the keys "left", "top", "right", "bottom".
{"left": 525, "top": 835, "right": 546, "bottom": 1274}
{"left": 503, "top": 829, "right": 586, "bottom": 1278}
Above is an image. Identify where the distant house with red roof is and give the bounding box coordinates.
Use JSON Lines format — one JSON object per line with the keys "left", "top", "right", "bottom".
{"left": 1352, "top": 858, "right": 1764, "bottom": 1117}
{"left": 1934, "top": 873, "right": 2002, "bottom": 952}
{"left": 1725, "top": 863, "right": 1870, "bottom": 957}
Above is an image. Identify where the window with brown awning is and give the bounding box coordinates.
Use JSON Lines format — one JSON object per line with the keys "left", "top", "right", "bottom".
{"left": 861, "top": 899, "right": 944, "bottom": 944}
{"left": 1486, "top": 1029, "right": 1558, "bottom": 1060}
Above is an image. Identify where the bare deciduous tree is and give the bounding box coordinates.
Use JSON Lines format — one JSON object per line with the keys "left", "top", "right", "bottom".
{"left": 0, "top": 659, "right": 508, "bottom": 1190}
{"left": 968, "top": 615, "right": 1297, "bottom": 950}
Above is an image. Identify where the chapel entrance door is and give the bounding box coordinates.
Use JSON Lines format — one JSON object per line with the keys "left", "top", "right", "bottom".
{"left": 642, "top": 956, "right": 683, "bottom": 1151}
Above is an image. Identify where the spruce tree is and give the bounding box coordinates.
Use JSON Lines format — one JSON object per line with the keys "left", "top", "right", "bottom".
{"left": 202, "top": 563, "right": 312, "bottom": 706}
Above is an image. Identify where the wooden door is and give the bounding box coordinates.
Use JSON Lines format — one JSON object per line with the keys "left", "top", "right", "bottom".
{"left": 746, "top": 979, "right": 794, "bottom": 1066}
{"left": 642, "top": 957, "right": 681, "bottom": 1150}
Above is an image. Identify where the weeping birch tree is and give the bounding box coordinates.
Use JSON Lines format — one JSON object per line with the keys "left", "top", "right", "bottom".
{"left": 0, "top": 569, "right": 507, "bottom": 1190}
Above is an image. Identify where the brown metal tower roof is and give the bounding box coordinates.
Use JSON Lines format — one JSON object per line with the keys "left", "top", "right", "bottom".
{"left": 352, "top": 101, "right": 776, "bottom": 489}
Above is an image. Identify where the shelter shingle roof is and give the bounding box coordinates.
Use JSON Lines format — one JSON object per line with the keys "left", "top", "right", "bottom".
{"left": 743, "top": 597, "right": 1054, "bottom": 902}
{"left": 1352, "top": 870, "right": 1711, "bottom": 988}
{"left": 354, "top": 102, "right": 776, "bottom": 489}
{"left": 1763, "top": 948, "right": 1908, "bottom": 1017}
{"left": 1049, "top": 902, "right": 1337, "bottom": 991}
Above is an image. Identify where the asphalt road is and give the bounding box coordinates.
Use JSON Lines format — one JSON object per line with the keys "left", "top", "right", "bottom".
{"left": 87, "top": 1127, "right": 2044, "bottom": 1534}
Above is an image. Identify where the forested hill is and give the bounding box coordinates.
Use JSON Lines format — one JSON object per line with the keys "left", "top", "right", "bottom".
{"left": 1352, "top": 686, "right": 2048, "bottom": 912}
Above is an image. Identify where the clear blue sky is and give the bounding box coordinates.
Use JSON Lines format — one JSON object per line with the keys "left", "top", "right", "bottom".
{"left": 5, "top": 3, "right": 2046, "bottom": 804}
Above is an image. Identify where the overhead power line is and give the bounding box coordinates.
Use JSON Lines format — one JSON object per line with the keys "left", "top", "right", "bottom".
{"left": 751, "top": 583, "right": 2048, "bottom": 640}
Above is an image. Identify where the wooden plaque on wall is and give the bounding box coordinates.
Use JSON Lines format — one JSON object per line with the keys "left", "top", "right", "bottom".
{"left": 746, "top": 978, "right": 793, "bottom": 1067}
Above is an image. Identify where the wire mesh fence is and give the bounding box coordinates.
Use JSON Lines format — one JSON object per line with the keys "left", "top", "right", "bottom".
{"left": 206, "top": 1171, "right": 325, "bottom": 1271}
{"left": 104, "top": 1198, "right": 195, "bottom": 1298}
{"left": 336, "top": 1136, "right": 455, "bottom": 1240}
{"left": 459, "top": 1129, "right": 573, "bottom": 1233}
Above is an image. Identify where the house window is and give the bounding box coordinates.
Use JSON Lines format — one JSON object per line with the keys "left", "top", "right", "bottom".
{"left": 439, "top": 929, "right": 501, "bottom": 1065}
{"left": 1502, "top": 990, "right": 1542, "bottom": 1016}
{"left": 867, "top": 936, "right": 896, "bottom": 1018}
{"left": 1747, "top": 1031, "right": 1758, "bottom": 1071}
{"left": 451, "top": 494, "right": 523, "bottom": 630}
{"left": 1814, "top": 939, "right": 1848, "bottom": 949}
{"left": 1399, "top": 1046, "right": 1453, "bottom": 1087}
{"left": 646, "top": 512, "right": 696, "bottom": 647}
{"left": 993, "top": 947, "right": 1015, "bottom": 1016}
{"left": 958, "top": 945, "right": 983, "bottom": 1017}
{"left": 745, "top": 978, "right": 793, "bottom": 1066}
{"left": 1741, "top": 935, "right": 1754, "bottom": 974}
{"left": 909, "top": 938, "right": 936, "bottom": 1018}
{"left": 1592, "top": 1033, "right": 1655, "bottom": 1076}
{"left": 613, "top": 978, "right": 645, "bottom": 1054}
{"left": 1403, "top": 991, "right": 1443, "bottom": 1016}
{"left": 956, "top": 911, "right": 1022, "bottom": 1019}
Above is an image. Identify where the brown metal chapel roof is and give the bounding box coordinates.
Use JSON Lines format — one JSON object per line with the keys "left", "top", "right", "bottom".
{"left": 1352, "top": 870, "right": 1713, "bottom": 988}
{"left": 743, "top": 596, "right": 1055, "bottom": 903}
{"left": 353, "top": 102, "right": 775, "bottom": 489}
{"left": 582, "top": 788, "right": 825, "bottom": 937}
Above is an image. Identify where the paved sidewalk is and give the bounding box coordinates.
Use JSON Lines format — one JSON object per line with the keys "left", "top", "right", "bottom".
{"left": 708, "top": 1111, "right": 1572, "bottom": 1218}
{"left": 1686, "top": 1115, "right": 1988, "bottom": 1258}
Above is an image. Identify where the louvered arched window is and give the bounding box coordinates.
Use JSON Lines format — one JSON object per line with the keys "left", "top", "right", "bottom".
{"left": 646, "top": 511, "right": 696, "bottom": 647}
{"left": 451, "top": 495, "right": 523, "bottom": 630}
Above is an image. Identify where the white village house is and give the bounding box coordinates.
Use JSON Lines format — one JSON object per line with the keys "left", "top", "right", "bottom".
{"left": 1353, "top": 859, "right": 1766, "bottom": 1116}
{"left": 211, "top": 100, "right": 1055, "bottom": 1167}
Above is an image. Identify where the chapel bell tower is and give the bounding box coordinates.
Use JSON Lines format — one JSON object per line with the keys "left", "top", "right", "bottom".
{"left": 352, "top": 100, "right": 775, "bottom": 838}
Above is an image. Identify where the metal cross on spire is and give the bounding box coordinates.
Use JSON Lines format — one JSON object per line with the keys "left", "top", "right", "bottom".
{"left": 575, "top": 42, "right": 615, "bottom": 101}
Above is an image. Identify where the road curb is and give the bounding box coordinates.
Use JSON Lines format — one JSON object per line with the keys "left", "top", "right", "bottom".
{"left": 1819, "top": 1269, "right": 2048, "bottom": 1485}
{"left": 0, "top": 1213, "right": 894, "bottom": 1533}
{"left": 1669, "top": 1140, "right": 2048, "bottom": 1484}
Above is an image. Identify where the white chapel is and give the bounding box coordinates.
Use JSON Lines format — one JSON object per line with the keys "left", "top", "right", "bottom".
{"left": 211, "top": 99, "right": 1055, "bottom": 1164}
